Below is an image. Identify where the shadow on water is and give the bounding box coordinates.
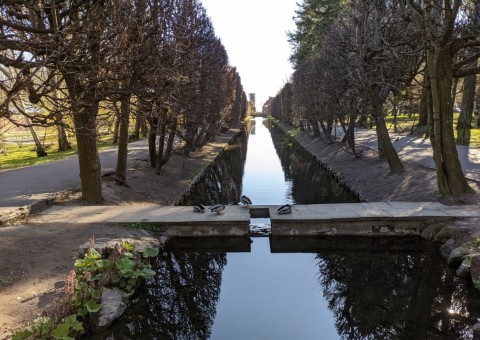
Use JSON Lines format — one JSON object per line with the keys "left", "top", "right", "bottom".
{"left": 98, "top": 237, "right": 480, "bottom": 340}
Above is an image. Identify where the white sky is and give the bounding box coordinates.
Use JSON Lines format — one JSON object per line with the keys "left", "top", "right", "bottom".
{"left": 201, "top": 0, "right": 298, "bottom": 111}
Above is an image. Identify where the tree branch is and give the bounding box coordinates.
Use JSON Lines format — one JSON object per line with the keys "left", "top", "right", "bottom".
{"left": 0, "top": 17, "right": 54, "bottom": 34}
{"left": 454, "top": 65, "right": 480, "bottom": 78}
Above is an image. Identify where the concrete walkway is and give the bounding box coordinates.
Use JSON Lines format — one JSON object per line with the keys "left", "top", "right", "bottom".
{"left": 28, "top": 202, "right": 480, "bottom": 237}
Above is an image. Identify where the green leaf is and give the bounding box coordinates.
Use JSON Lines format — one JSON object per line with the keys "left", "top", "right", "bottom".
{"left": 51, "top": 314, "right": 83, "bottom": 339}
{"left": 76, "top": 307, "right": 88, "bottom": 317}
{"left": 142, "top": 247, "right": 159, "bottom": 258}
{"left": 72, "top": 320, "right": 84, "bottom": 332}
{"left": 85, "top": 300, "right": 102, "bottom": 313}
{"left": 137, "top": 267, "right": 156, "bottom": 279}
{"left": 116, "top": 258, "right": 135, "bottom": 275}
{"left": 76, "top": 281, "right": 89, "bottom": 291}
{"left": 12, "top": 328, "right": 33, "bottom": 340}
{"left": 92, "top": 272, "right": 107, "bottom": 281}
{"left": 124, "top": 240, "right": 135, "bottom": 252}
{"left": 91, "top": 288, "right": 102, "bottom": 300}
{"left": 95, "top": 259, "right": 110, "bottom": 269}
{"left": 51, "top": 321, "right": 71, "bottom": 339}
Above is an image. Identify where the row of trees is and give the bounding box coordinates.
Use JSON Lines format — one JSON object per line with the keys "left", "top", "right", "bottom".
{"left": 0, "top": 0, "right": 248, "bottom": 202}
{"left": 269, "top": 0, "right": 480, "bottom": 197}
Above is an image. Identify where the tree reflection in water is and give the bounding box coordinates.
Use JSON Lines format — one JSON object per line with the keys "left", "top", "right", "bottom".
{"left": 268, "top": 122, "right": 357, "bottom": 204}
{"left": 178, "top": 131, "right": 248, "bottom": 206}
{"left": 102, "top": 249, "right": 226, "bottom": 339}
{"left": 314, "top": 240, "right": 480, "bottom": 339}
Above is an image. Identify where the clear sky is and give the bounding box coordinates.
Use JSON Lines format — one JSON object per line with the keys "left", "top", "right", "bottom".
{"left": 200, "top": 0, "right": 298, "bottom": 111}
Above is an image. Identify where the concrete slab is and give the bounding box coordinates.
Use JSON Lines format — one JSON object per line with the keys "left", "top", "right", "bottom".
{"left": 34, "top": 205, "right": 251, "bottom": 237}
{"left": 26, "top": 202, "right": 480, "bottom": 237}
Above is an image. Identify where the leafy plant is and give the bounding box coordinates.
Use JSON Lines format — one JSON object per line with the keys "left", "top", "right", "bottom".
{"left": 12, "top": 314, "right": 83, "bottom": 340}
{"left": 13, "top": 237, "right": 158, "bottom": 338}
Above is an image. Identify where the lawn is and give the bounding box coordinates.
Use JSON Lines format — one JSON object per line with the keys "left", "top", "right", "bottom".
{"left": 0, "top": 135, "right": 116, "bottom": 169}
{"left": 384, "top": 113, "right": 480, "bottom": 148}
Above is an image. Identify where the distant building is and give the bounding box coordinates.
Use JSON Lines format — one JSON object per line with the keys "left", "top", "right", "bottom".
{"left": 248, "top": 93, "right": 256, "bottom": 115}
{"left": 262, "top": 97, "right": 273, "bottom": 116}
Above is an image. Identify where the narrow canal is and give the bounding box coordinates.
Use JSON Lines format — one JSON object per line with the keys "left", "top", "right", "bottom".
{"left": 105, "top": 118, "right": 480, "bottom": 339}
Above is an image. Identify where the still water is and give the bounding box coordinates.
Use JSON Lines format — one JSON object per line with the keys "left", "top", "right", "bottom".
{"left": 105, "top": 118, "right": 480, "bottom": 339}
{"left": 180, "top": 117, "right": 357, "bottom": 207}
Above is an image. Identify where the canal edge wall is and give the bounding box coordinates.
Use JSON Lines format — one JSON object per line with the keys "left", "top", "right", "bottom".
{"left": 170, "top": 122, "right": 249, "bottom": 206}
{"left": 271, "top": 119, "right": 365, "bottom": 202}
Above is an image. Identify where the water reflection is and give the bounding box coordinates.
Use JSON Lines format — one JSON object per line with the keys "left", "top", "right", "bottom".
{"left": 100, "top": 248, "right": 227, "bottom": 339}
{"left": 268, "top": 122, "right": 357, "bottom": 204}
{"left": 103, "top": 238, "right": 480, "bottom": 339}
{"left": 178, "top": 132, "right": 248, "bottom": 206}
{"left": 179, "top": 117, "right": 356, "bottom": 207}
{"left": 314, "top": 239, "right": 480, "bottom": 339}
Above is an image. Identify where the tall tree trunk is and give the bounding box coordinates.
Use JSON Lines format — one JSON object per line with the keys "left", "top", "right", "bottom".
{"left": 112, "top": 103, "right": 120, "bottom": 144}
{"left": 426, "top": 38, "right": 473, "bottom": 195}
{"left": 155, "top": 119, "right": 166, "bottom": 175}
{"left": 147, "top": 117, "right": 157, "bottom": 168}
{"left": 25, "top": 118, "right": 47, "bottom": 157}
{"left": 52, "top": 75, "right": 71, "bottom": 152}
{"left": 141, "top": 118, "right": 148, "bottom": 138}
{"left": 72, "top": 102, "right": 103, "bottom": 203}
{"left": 163, "top": 118, "right": 177, "bottom": 166}
{"left": 57, "top": 122, "right": 72, "bottom": 151}
{"left": 457, "top": 62, "right": 477, "bottom": 129}
{"left": 418, "top": 72, "right": 430, "bottom": 127}
{"left": 134, "top": 111, "right": 141, "bottom": 140}
{"left": 115, "top": 95, "right": 130, "bottom": 185}
{"left": 371, "top": 90, "right": 404, "bottom": 173}
{"left": 19, "top": 98, "right": 47, "bottom": 157}
{"left": 63, "top": 72, "right": 103, "bottom": 203}
{"left": 375, "top": 114, "right": 404, "bottom": 173}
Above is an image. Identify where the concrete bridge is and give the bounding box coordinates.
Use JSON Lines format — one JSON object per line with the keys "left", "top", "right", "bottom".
{"left": 26, "top": 202, "right": 480, "bottom": 237}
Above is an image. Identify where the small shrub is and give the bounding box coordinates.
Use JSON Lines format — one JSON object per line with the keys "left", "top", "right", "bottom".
{"left": 13, "top": 236, "right": 158, "bottom": 339}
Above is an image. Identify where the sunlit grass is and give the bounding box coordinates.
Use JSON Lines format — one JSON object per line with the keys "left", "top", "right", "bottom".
{"left": 383, "top": 112, "right": 480, "bottom": 148}
{"left": 0, "top": 136, "right": 116, "bottom": 169}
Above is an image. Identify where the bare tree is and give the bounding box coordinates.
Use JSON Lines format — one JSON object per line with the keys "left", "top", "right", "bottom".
{"left": 403, "top": 0, "right": 480, "bottom": 195}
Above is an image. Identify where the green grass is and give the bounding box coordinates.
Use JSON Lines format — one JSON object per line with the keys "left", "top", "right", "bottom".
{"left": 0, "top": 136, "right": 116, "bottom": 169}
{"left": 383, "top": 112, "right": 480, "bottom": 148}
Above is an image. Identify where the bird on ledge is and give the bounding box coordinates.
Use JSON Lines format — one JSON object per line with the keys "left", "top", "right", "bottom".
{"left": 277, "top": 204, "right": 292, "bottom": 214}
{"left": 210, "top": 204, "right": 225, "bottom": 214}
{"left": 240, "top": 195, "right": 252, "bottom": 208}
{"left": 193, "top": 204, "right": 206, "bottom": 213}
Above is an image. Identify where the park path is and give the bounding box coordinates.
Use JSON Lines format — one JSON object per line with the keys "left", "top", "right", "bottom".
{"left": 335, "top": 127, "right": 480, "bottom": 182}
{"left": 0, "top": 139, "right": 150, "bottom": 207}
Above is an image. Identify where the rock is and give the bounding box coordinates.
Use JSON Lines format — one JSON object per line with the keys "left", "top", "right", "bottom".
{"left": 439, "top": 239, "right": 455, "bottom": 259}
{"left": 469, "top": 254, "right": 480, "bottom": 286}
{"left": 473, "top": 322, "right": 480, "bottom": 339}
{"left": 420, "top": 223, "right": 445, "bottom": 241}
{"left": 80, "top": 234, "right": 160, "bottom": 257}
{"left": 97, "top": 287, "right": 129, "bottom": 329}
{"left": 456, "top": 263, "right": 471, "bottom": 278}
{"left": 448, "top": 247, "right": 468, "bottom": 267}
{"left": 434, "top": 225, "right": 474, "bottom": 244}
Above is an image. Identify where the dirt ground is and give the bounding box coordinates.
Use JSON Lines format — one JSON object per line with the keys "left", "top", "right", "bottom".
{"left": 1, "top": 130, "right": 480, "bottom": 338}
